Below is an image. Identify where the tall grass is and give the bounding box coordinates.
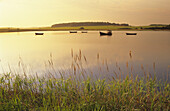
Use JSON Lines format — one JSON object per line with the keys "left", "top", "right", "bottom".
{"left": 0, "top": 50, "right": 169, "bottom": 110}
{"left": 0, "top": 73, "right": 169, "bottom": 110}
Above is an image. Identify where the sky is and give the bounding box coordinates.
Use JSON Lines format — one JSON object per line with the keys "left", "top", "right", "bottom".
{"left": 0, "top": 0, "right": 170, "bottom": 27}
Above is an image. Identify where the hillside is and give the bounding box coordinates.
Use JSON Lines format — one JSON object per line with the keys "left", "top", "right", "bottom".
{"left": 51, "top": 22, "right": 129, "bottom": 27}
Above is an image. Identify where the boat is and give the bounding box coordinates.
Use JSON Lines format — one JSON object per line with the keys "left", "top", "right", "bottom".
{"left": 100, "top": 31, "right": 112, "bottom": 36}
{"left": 81, "top": 31, "right": 88, "bottom": 33}
{"left": 126, "top": 33, "right": 137, "bottom": 35}
{"left": 70, "top": 31, "right": 77, "bottom": 33}
{"left": 35, "top": 32, "right": 44, "bottom": 35}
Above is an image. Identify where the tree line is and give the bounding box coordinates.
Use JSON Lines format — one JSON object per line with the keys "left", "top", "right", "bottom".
{"left": 51, "top": 22, "right": 129, "bottom": 27}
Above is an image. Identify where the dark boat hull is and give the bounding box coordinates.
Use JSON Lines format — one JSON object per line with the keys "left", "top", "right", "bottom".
{"left": 126, "top": 33, "right": 137, "bottom": 35}
{"left": 35, "top": 33, "right": 44, "bottom": 35}
{"left": 81, "top": 31, "right": 88, "bottom": 33}
{"left": 100, "top": 32, "right": 112, "bottom": 36}
{"left": 70, "top": 31, "right": 77, "bottom": 33}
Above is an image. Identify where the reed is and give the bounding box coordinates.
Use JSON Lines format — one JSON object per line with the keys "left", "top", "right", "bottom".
{"left": 0, "top": 50, "right": 169, "bottom": 110}
{"left": 0, "top": 73, "right": 169, "bottom": 110}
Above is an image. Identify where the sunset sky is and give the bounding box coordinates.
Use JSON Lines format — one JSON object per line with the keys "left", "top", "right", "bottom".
{"left": 0, "top": 0, "right": 170, "bottom": 27}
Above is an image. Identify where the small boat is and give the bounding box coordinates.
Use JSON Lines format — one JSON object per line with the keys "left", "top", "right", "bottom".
{"left": 126, "top": 33, "right": 137, "bottom": 35}
{"left": 81, "top": 31, "right": 88, "bottom": 33}
{"left": 100, "top": 31, "right": 112, "bottom": 36}
{"left": 70, "top": 31, "right": 77, "bottom": 33}
{"left": 35, "top": 32, "right": 44, "bottom": 35}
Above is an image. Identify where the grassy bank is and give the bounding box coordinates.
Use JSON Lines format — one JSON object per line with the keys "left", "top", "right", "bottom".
{"left": 0, "top": 51, "right": 169, "bottom": 110}
{"left": 0, "top": 73, "right": 169, "bottom": 110}
{"left": 0, "top": 25, "right": 169, "bottom": 33}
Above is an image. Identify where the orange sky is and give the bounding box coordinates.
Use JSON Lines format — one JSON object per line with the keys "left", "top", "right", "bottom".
{"left": 0, "top": 0, "right": 170, "bottom": 27}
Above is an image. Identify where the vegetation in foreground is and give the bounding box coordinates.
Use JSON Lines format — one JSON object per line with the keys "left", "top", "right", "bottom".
{"left": 0, "top": 51, "right": 169, "bottom": 110}
{"left": 0, "top": 73, "right": 169, "bottom": 110}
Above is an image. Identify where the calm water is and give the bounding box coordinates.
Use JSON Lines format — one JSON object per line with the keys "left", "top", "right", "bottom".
{"left": 0, "top": 31, "right": 170, "bottom": 81}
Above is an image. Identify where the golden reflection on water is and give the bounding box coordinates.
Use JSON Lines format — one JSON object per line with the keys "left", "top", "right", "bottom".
{"left": 0, "top": 31, "right": 170, "bottom": 78}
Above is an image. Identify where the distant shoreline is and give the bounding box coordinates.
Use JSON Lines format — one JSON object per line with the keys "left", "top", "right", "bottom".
{"left": 0, "top": 25, "right": 170, "bottom": 33}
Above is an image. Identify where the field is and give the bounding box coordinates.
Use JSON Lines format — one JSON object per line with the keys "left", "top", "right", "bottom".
{"left": 0, "top": 25, "right": 168, "bottom": 33}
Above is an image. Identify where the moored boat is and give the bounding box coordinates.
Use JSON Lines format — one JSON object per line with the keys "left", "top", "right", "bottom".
{"left": 81, "top": 31, "right": 88, "bottom": 33}
{"left": 126, "top": 33, "right": 137, "bottom": 35}
{"left": 100, "top": 30, "right": 112, "bottom": 36}
{"left": 70, "top": 31, "right": 77, "bottom": 33}
{"left": 35, "top": 32, "right": 44, "bottom": 35}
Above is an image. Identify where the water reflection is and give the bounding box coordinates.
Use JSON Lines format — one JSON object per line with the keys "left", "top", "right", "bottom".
{"left": 0, "top": 31, "right": 169, "bottom": 81}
